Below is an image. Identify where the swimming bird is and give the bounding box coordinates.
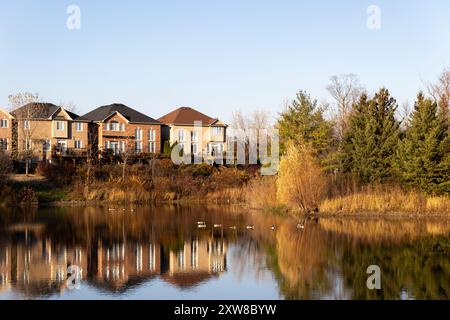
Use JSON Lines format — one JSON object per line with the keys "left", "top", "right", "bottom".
{"left": 271, "top": 225, "right": 276, "bottom": 231}
{"left": 246, "top": 225, "right": 254, "bottom": 230}
{"left": 213, "top": 224, "right": 222, "bottom": 228}
{"left": 198, "top": 224, "right": 207, "bottom": 229}
{"left": 229, "top": 226, "right": 237, "bottom": 230}
{"left": 296, "top": 223, "right": 305, "bottom": 230}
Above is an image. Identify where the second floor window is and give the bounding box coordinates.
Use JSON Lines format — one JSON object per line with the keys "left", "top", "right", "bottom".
{"left": 75, "top": 122, "right": 83, "bottom": 131}
{"left": 0, "top": 119, "right": 8, "bottom": 128}
{"left": 191, "top": 131, "right": 198, "bottom": 142}
{"left": 178, "top": 129, "right": 185, "bottom": 142}
{"left": 109, "top": 121, "right": 119, "bottom": 131}
{"left": 24, "top": 120, "right": 30, "bottom": 129}
{"left": 135, "top": 129, "right": 143, "bottom": 141}
{"left": 212, "top": 127, "right": 222, "bottom": 135}
{"left": 148, "top": 129, "right": 156, "bottom": 141}
{"left": 56, "top": 121, "right": 65, "bottom": 131}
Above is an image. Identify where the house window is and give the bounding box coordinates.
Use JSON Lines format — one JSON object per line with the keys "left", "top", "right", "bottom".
{"left": 75, "top": 122, "right": 83, "bottom": 131}
{"left": 191, "top": 131, "right": 198, "bottom": 142}
{"left": 148, "top": 142, "right": 156, "bottom": 153}
{"left": 178, "top": 129, "right": 185, "bottom": 142}
{"left": 24, "top": 120, "right": 30, "bottom": 129}
{"left": 192, "top": 143, "right": 198, "bottom": 154}
{"left": 75, "top": 140, "right": 83, "bottom": 149}
{"left": 212, "top": 127, "right": 222, "bottom": 135}
{"left": 109, "top": 121, "right": 119, "bottom": 131}
{"left": 208, "top": 143, "right": 223, "bottom": 155}
{"left": 148, "top": 129, "right": 156, "bottom": 141}
{"left": 0, "top": 119, "right": 8, "bottom": 128}
{"left": 56, "top": 121, "right": 65, "bottom": 131}
{"left": 0, "top": 138, "right": 7, "bottom": 151}
{"left": 24, "top": 139, "right": 32, "bottom": 150}
{"left": 135, "top": 141, "right": 143, "bottom": 153}
{"left": 109, "top": 141, "right": 119, "bottom": 155}
{"left": 120, "top": 123, "right": 125, "bottom": 131}
{"left": 43, "top": 140, "right": 51, "bottom": 152}
{"left": 135, "top": 129, "right": 143, "bottom": 141}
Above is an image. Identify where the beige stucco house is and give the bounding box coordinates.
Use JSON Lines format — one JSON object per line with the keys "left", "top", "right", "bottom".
{"left": 158, "top": 107, "right": 228, "bottom": 156}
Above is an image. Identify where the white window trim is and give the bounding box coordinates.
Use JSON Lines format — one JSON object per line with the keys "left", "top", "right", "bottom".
{"left": 178, "top": 129, "right": 185, "bottom": 142}
{"left": 76, "top": 122, "right": 83, "bottom": 132}
{"left": 75, "top": 140, "right": 83, "bottom": 149}
{"left": 148, "top": 141, "right": 156, "bottom": 153}
{"left": 56, "top": 121, "right": 65, "bottom": 131}
{"left": 0, "top": 119, "right": 8, "bottom": 128}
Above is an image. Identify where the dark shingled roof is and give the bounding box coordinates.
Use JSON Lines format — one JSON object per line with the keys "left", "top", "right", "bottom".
{"left": 158, "top": 107, "right": 221, "bottom": 126}
{"left": 11, "top": 103, "right": 80, "bottom": 120}
{"left": 80, "top": 103, "right": 161, "bottom": 124}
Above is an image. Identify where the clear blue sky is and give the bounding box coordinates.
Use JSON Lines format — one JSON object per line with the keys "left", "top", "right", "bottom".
{"left": 1, "top": 0, "right": 449, "bottom": 123}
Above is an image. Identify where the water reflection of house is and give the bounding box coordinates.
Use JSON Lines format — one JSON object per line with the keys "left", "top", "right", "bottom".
{"left": 95, "top": 242, "right": 161, "bottom": 291}
{"left": 0, "top": 230, "right": 228, "bottom": 296}
{"left": 163, "top": 237, "right": 227, "bottom": 289}
{"left": 0, "top": 236, "right": 87, "bottom": 296}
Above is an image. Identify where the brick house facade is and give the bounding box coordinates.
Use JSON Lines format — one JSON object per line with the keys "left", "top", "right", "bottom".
{"left": 79, "top": 104, "right": 163, "bottom": 156}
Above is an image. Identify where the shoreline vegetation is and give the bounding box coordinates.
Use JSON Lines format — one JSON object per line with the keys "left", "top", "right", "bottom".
{"left": 0, "top": 159, "right": 449, "bottom": 216}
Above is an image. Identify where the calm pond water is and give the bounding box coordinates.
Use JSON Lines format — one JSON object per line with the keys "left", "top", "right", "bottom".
{"left": 0, "top": 205, "right": 449, "bottom": 300}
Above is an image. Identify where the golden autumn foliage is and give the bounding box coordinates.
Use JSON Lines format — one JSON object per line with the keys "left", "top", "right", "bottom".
{"left": 276, "top": 143, "right": 327, "bottom": 211}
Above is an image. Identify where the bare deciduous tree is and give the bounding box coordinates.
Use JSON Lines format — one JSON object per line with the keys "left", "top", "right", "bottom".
{"left": 121, "top": 138, "right": 136, "bottom": 181}
{"left": 427, "top": 67, "right": 450, "bottom": 118}
{"left": 8, "top": 92, "right": 42, "bottom": 175}
{"left": 59, "top": 101, "right": 79, "bottom": 115}
{"left": 326, "top": 74, "right": 365, "bottom": 140}
{"left": 230, "top": 109, "right": 273, "bottom": 163}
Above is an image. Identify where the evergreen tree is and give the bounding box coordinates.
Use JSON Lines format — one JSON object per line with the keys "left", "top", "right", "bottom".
{"left": 277, "top": 91, "right": 335, "bottom": 165}
{"left": 396, "top": 93, "right": 450, "bottom": 194}
{"left": 340, "top": 88, "right": 400, "bottom": 183}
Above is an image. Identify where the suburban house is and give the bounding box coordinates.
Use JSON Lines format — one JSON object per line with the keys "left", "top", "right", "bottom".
{"left": 0, "top": 107, "right": 13, "bottom": 154}
{"left": 158, "top": 107, "right": 228, "bottom": 156}
{"left": 79, "top": 103, "right": 163, "bottom": 156}
{"left": 9, "top": 103, "right": 90, "bottom": 161}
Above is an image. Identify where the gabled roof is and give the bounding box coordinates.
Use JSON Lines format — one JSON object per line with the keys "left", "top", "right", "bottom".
{"left": 158, "top": 107, "right": 226, "bottom": 126}
{"left": 10, "top": 103, "right": 80, "bottom": 120}
{"left": 0, "top": 107, "right": 14, "bottom": 118}
{"left": 79, "top": 103, "right": 161, "bottom": 124}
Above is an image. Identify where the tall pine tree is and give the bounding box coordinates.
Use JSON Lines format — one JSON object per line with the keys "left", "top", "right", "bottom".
{"left": 277, "top": 91, "right": 335, "bottom": 165}
{"left": 340, "top": 88, "right": 400, "bottom": 183}
{"left": 396, "top": 93, "right": 450, "bottom": 194}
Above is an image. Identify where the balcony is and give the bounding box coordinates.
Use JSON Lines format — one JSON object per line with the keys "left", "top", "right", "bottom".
{"left": 52, "top": 146, "right": 88, "bottom": 158}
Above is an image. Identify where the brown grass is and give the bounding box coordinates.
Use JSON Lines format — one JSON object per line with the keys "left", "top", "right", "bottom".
{"left": 320, "top": 185, "right": 450, "bottom": 214}
{"left": 244, "top": 176, "right": 280, "bottom": 211}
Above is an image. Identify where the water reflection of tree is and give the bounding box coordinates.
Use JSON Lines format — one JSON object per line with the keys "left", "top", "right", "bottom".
{"left": 253, "top": 215, "right": 450, "bottom": 300}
